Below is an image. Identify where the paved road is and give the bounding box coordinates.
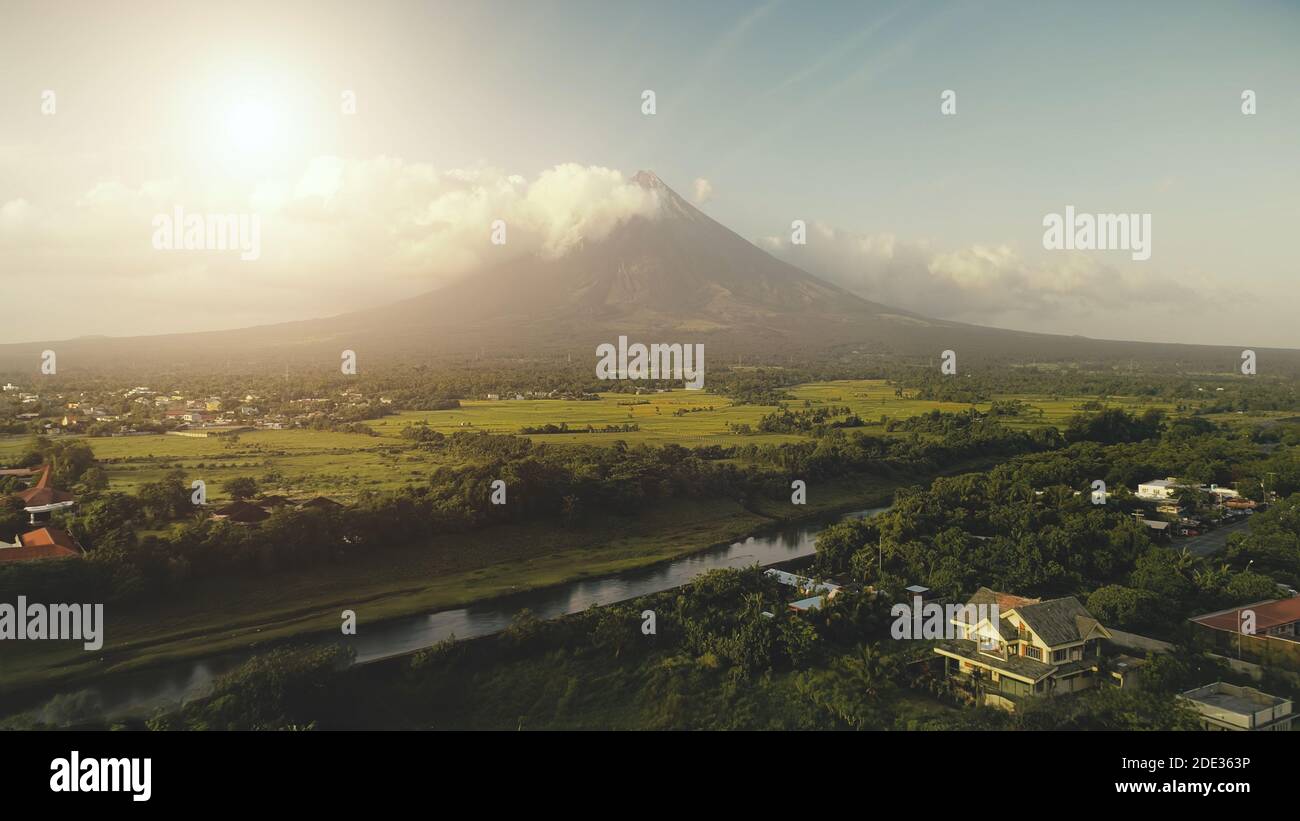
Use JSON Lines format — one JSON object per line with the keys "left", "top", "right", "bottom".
{"left": 1174, "top": 518, "right": 1251, "bottom": 557}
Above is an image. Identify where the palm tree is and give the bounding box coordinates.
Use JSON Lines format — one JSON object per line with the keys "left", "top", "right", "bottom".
{"left": 1008, "top": 482, "right": 1035, "bottom": 507}
{"left": 839, "top": 644, "right": 897, "bottom": 700}
{"left": 1172, "top": 546, "right": 1199, "bottom": 576}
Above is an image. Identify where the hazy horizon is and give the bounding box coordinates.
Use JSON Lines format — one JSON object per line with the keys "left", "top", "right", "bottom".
{"left": 2, "top": 0, "right": 1298, "bottom": 348}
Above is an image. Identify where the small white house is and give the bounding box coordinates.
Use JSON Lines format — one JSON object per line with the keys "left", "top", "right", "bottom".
{"left": 1136, "top": 477, "right": 1181, "bottom": 500}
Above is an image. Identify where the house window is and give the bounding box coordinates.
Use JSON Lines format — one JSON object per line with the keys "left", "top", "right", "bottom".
{"left": 1023, "top": 645, "right": 1042, "bottom": 662}
{"left": 1052, "top": 649, "right": 1069, "bottom": 663}
{"left": 1001, "top": 677, "right": 1030, "bottom": 697}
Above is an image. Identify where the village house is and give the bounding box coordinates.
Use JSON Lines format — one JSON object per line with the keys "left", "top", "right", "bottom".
{"left": 211, "top": 500, "right": 271, "bottom": 524}
{"left": 12, "top": 465, "right": 77, "bottom": 524}
{"left": 1189, "top": 597, "right": 1300, "bottom": 668}
{"left": 1136, "top": 477, "right": 1182, "bottom": 500}
{"left": 934, "top": 587, "right": 1115, "bottom": 711}
{"left": 1133, "top": 514, "right": 1172, "bottom": 540}
{"left": 1137, "top": 477, "right": 1242, "bottom": 506}
{"left": 1178, "top": 682, "right": 1294, "bottom": 731}
{"left": 166, "top": 425, "right": 253, "bottom": 438}
{"left": 765, "top": 569, "right": 842, "bottom": 613}
{"left": 0, "top": 526, "right": 85, "bottom": 563}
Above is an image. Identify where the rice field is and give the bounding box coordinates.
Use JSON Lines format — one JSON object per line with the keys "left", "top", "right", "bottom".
{"left": 0, "top": 379, "right": 1182, "bottom": 501}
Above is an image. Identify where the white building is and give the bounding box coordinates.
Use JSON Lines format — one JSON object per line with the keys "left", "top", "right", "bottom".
{"left": 1206, "top": 484, "right": 1241, "bottom": 502}
{"left": 1179, "top": 682, "right": 1293, "bottom": 731}
{"left": 1136, "top": 477, "right": 1181, "bottom": 500}
{"left": 765, "top": 569, "right": 841, "bottom": 598}
{"left": 1137, "top": 477, "right": 1241, "bottom": 504}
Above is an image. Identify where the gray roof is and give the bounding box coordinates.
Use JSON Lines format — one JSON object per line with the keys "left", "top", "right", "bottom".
{"left": 934, "top": 640, "right": 1056, "bottom": 682}
{"left": 997, "top": 617, "right": 1019, "bottom": 640}
{"left": 1014, "top": 597, "right": 1099, "bottom": 646}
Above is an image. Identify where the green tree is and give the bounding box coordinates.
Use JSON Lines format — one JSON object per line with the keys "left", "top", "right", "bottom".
{"left": 221, "top": 477, "right": 258, "bottom": 501}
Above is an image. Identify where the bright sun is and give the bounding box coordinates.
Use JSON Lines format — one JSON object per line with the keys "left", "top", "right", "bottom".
{"left": 223, "top": 99, "right": 279, "bottom": 154}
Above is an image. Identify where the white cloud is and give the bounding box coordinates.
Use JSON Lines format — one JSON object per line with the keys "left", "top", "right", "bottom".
{"left": 692, "top": 177, "right": 714, "bottom": 204}
{"left": 759, "top": 223, "right": 1211, "bottom": 332}
{"left": 0, "top": 158, "right": 662, "bottom": 342}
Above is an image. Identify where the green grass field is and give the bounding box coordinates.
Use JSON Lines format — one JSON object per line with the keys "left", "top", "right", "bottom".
{"left": 0, "top": 379, "right": 1180, "bottom": 504}
{"left": 376, "top": 379, "right": 1177, "bottom": 446}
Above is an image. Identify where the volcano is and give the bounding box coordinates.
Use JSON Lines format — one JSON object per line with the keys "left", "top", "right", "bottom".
{"left": 0, "top": 171, "right": 1291, "bottom": 374}
{"left": 328, "top": 169, "right": 949, "bottom": 358}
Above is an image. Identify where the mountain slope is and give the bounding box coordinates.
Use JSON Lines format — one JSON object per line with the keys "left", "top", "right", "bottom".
{"left": 343, "top": 171, "right": 923, "bottom": 334}
{"left": 0, "top": 171, "right": 1293, "bottom": 374}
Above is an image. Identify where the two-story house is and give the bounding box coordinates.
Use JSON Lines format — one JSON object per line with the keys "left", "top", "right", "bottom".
{"left": 934, "top": 587, "right": 1114, "bottom": 711}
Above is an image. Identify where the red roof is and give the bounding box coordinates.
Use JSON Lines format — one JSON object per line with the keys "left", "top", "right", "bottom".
{"left": 996, "top": 592, "right": 1041, "bottom": 610}
{"left": 12, "top": 465, "right": 76, "bottom": 507}
{"left": 968, "top": 587, "right": 1041, "bottom": 610}
{"left": 0, "top": 527, "right": 84, "bottom": 562}
{"left": 1192, "top": 598, "right": 1300, "bottom": 633}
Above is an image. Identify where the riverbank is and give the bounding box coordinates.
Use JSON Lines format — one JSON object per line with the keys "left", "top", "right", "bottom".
{"left": 0, "top": 473, "right": 883, "bottom": 704}
{"left": 0, "top": 458, "right": 997, "bottom": 714}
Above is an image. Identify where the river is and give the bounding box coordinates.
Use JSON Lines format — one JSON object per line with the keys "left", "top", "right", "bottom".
{"left": 16, "top": 504, "right": 889, "bottom": 725}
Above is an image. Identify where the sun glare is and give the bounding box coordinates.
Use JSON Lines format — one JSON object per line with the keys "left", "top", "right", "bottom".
{"left": 223, "top": 99, "right": 279, "bottom": 154}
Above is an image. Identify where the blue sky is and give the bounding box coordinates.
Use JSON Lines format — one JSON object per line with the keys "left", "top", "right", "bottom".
{"left": 377, "top": 0, "right": 1299, "bottom": 246}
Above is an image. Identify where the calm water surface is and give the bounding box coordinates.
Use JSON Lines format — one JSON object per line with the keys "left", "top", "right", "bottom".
{"left": 21, "top": 505, "right": 888, "bottom": 724}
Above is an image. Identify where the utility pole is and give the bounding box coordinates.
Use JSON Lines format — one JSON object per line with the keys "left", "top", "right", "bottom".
{"left": 1239, "top": 559, "right": 1254, "bottom": 660}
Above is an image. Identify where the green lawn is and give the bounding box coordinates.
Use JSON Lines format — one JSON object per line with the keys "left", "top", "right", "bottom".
{"left": 369, "top": 388, "right": 803, "bottom": 447}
